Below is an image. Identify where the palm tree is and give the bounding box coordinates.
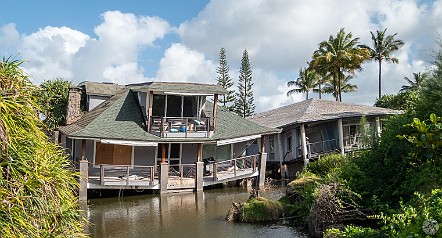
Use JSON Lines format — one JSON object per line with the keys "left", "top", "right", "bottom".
{"left": 287, "top": 67, "right": 319, "bottom": 100}
{"left": 310, "top": 28, "right": 370, "bottom": 102}
{"left": 323, "top": 73, "right": 358, "bottom": 100}
{"left": 360, "top": 28, "right": 404, "bottom": 98}
{"left": 400, "top": 72, "right": 428, "bottom": 93}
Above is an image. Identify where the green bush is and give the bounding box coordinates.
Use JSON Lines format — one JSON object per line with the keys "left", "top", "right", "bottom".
{"left": 283, "top": 174, "right": 321, "bottom": 219}
{"left": 241, "top": 197, "right": 284, "bottom": 222}
{"left": 378, "top": 189, "right": 442, "bottom": 237}
{"left": 305, "top": 154, "right": 347, "bottom": 179}
{"left": 0, "top": 57, "right": 85, "bottom": 237}
{"left": 324, "top": 225, "right": 380, "bottom": 238}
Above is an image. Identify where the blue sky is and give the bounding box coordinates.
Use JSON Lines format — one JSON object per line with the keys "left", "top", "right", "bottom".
{"left": 1, "top": 0, "right": 441, "bottom": 112}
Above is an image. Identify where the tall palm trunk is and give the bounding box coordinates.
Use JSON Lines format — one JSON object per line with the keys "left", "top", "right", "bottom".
{"left": 378, "top": 60, "right": 382, "bottom": 99}
{"left": 338, "top": 68, "right": 342, "bottom": 102}
{"left": 318, "top": 83, "right": 322, "bottom": 99}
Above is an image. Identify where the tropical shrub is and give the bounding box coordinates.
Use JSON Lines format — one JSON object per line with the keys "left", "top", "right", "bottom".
{"left": 38, "top": 78, "right": 73, "bottom": 131}
{"left": 241, "top": 197, "right": 284, "bottom": 222}
{"left": 0, "top": 57, "right": 85, "bottom": 237}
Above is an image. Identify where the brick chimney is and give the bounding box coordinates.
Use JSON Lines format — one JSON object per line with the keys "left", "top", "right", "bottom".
{"left": 65, "top": 87, "right": 82, "bottom": 125}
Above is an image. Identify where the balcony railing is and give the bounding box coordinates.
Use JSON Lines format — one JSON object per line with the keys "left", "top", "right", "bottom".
{"left": 149, "top": 117, "right": 212, "bottom": 138}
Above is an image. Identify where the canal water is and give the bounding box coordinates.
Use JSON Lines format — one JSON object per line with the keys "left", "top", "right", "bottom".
{"left": 87, "top": 187, "right": 308, "bottom": 238}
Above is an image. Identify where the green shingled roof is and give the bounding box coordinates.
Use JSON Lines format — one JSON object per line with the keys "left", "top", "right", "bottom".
{"left": 59, "top": 91, "right": 279, "bottom": 142}
{"left": 78, "top": 81, "right": 125, "bottom": 96}
{"left": 129, "top": 82, "right": 228, "bottom": 95}
{"left": 59, "top": 89, "right": 157, "bottom": 141}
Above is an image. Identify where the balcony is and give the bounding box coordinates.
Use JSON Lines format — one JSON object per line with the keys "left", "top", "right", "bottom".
{"left": 149, "top": 117, "right": 213, "bottom": 138}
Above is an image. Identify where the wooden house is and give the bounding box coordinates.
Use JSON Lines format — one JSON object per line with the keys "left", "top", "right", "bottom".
{"left": 58, "top": 81, "right": 279, "bottom": 199}
{"left": 248, "top": 99, "right": 400, "bottom": 179}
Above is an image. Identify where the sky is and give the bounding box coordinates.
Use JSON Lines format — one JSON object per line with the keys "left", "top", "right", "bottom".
{"left": 1, "top": 0, "right": 441, "bottom": 113}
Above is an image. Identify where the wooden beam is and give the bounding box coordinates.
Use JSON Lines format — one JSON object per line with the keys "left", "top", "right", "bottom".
{"left": 161, "top": 143, "right": 166, "bottom": 164}
{"left": 81, "top": 139, "right": 86, "bottom": 161}
{"left": 300, "top": 124, "right": 308, "bottom": 166}
{"left": 197, "top": 144, "right": 202, "bottom": 162}
{"left": 260, "top": 135, "right": 265, "bottom": 153}
{"left": 212, "top": 94, "right": 218, "bottom": 132}
{"left": 147, "top": 91, "right": 154, "bottom": 131}
{"left": 338, "top": 119, "right": 344, "bottom": 155}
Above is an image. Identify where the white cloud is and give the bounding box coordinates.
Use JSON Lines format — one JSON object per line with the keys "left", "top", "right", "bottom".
{"left": 156, "top": 43, "right": 216, "bottom": 84}
{"left": 19, "top": 26, "right": 89, "bottom": 81}
{"left": 3, "top": 1, "right": 442, "bottom": 113}
{"left": 7, "top": 11, "right": 171, "bottom": 85}
{"left": 0, "top": 23, "right": 20, "bottom": 54}
{"left": 177, "top": 0, "right": 439, "bottom": 109}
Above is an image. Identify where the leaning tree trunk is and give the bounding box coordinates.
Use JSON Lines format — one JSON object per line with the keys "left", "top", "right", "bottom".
{"left": 378, "top": 60, "right": 382, "bottom": 99}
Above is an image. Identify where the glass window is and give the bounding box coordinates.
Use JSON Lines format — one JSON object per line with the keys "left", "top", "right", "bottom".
{"left": 166, "top": 95, "right": 182, "bottom": 117}
{"left": 152, "top": 94, "right": 165, "bottom": 117}
{"left": 269, "top": 136, "right": 275, "bottom": 153}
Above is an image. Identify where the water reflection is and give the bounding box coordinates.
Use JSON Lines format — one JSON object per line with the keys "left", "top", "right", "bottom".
{"left": 88, "top": 187, "right": 307, "bottom": 238}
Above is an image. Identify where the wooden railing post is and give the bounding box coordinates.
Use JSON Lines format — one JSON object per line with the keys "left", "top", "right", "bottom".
{"left": 100, "top": 165, "right": 104, "bottom": 185}
{"left": 234, "top": 159, "right": 237, "bottom": 176}
{"left": 212, "top": 163, "right": 217, "bottom": 181}
{"left": 253, "top": 155, "right": 256, "bottom": 172}
{"left": 150, "top": 166, "right": 154, "bottom": 182}
{"left": 126, "top": 166, "right": 130, "bottom": 185}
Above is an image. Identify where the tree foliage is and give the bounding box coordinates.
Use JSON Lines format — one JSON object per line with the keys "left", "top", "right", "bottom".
{"left": 310, "top": 28, "right": 370, "bottom": 102}
{"left": 322, "top": 73, "right": 358, "bottom": 101}
{"left": 399, "top": 72, "right": 429, "bottom": 93}
{"left": 234, "top": 49, "right": 255, "bottom": 118}
{"left": 39, "top": 78, "right": 73, "bottom": 131}
{"left": 287, "top": 67, "right": 319, "bottom": 100}
{"left": 216, "top": 48, "right": 235, "bottom": 110}
{"left": 0, "top": 57, "right": 85, "bottom": 237}
{"left": 360, "top": 28, "right": 404, "bottom": 99}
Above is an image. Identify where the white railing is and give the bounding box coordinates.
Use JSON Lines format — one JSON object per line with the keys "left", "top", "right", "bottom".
{"left": 150, "top": 116, "right": 212, "bottom": 137}
{"left": 307, "top": 138, "right": 339, "bottom": 157}
{"left": 97, "top": 164, "right": 157, "bottom": 186}
{"left": 209, "top": 155, "right": 259, "bottom": 181}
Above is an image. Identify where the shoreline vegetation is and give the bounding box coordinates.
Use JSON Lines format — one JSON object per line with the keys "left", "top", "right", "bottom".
{"left": 227, "top": 39, "right": 442, "bottom": 237}
{"left": 0, "top": 57, "right": 85, "bottom": 237}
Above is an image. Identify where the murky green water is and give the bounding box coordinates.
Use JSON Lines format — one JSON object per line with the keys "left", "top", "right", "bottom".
{"left": 87, "top": 187, "right": 308, "bottom": 238}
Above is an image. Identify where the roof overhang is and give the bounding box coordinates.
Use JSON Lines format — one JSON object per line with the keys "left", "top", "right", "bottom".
{"left": 100, "top": 139, "right": 158, "bottom": 147}
{"left": 216, "top": 134, "right": 261, "bottom": 146}
{"left": 163, "top": 91, "right": 214, "bottom": 96}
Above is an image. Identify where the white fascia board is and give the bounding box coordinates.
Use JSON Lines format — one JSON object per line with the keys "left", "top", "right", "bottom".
{"left": 100, "top": 139, "right": 158, "bottom": 147}
{"left": 216, "top": 134, "right": 261, "bottom": 146}
{"left": 163, "top": 91, "right": 213, "bottom": 96}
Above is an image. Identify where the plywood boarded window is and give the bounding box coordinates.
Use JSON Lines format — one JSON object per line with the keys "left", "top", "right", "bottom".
{"left": 95, "top": 142, "right": 132, "bottom": 165}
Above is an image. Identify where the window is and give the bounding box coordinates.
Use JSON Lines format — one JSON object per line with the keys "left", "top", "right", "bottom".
{"left": 286, "top": 134, "right": 292, "bottom": 152}
{"left": 157, "top": 143, "right": 181, "bottom": 164}
{"left": 152, "top": 94, "right": 165, "bottom": 117}
{"left": 269, "top": 136, "right": 275, "bottom": 153}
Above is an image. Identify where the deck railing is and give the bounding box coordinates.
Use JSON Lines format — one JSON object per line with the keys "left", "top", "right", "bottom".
{"left": 307, "top": 138, "right": 339, "bottom": 158}
{"left": 169, "top": 163, "right": 196, "bottom": 178}
{"left": 210, "top": 155, "right": 259, "bottom": 181}
{"left": 97, "top": 164, "right": 157, "bottom": 186}
{"left": 149, "top": 116, "right": 212, "bottom": 138}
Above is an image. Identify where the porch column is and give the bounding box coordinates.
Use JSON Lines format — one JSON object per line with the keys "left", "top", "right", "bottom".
{"left": 375, "top": 117, "right": 381, "bottom": 136}
{"left": 160, "top": 144, "right": 168, "bottom": 194}
{"left": 147, "top": 91, "right": 154, "bottom": 131}
{"left": 212, "top": 94, "right": 218, "bottom": 132}
{"left": 258, "top": 136, "right": 267, "bottom": 190}
{"left": 277, "top": 133, "right": 285, "bottom": 179}
{"left": 338, "top": 119, "right": 344, "bottom": 155}
{"left": 195, "top": 144, "right": 203, "bottom": 191}
{"left": 79, "top": 139, "right": 88, "bottom": 202}
{"left": 300, "top": 124, "right": 308, "bottom": 166}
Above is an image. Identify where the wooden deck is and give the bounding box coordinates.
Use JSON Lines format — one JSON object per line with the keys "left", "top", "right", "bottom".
{"left": 85, "top": 155, "right": 261, "bottom": 191}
